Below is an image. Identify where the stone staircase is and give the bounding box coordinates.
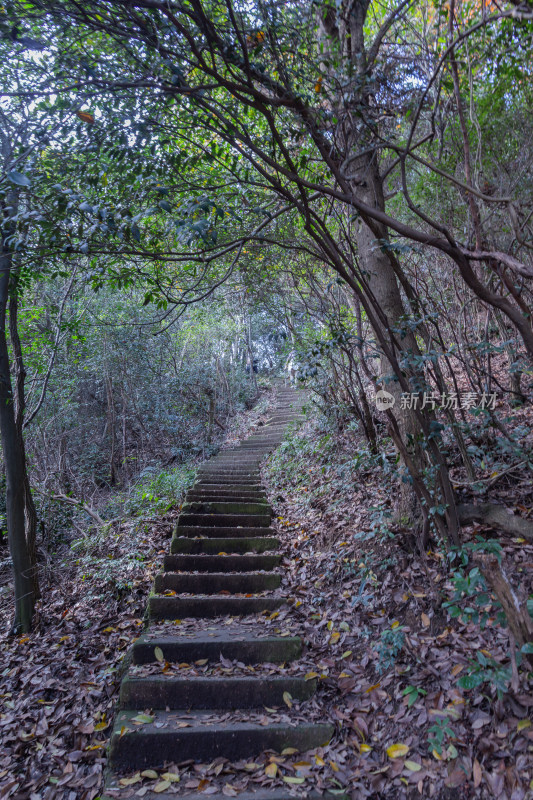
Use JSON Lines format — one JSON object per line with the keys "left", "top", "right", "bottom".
{"left": 105, "top": 386, "right": 334, "bottom": 796}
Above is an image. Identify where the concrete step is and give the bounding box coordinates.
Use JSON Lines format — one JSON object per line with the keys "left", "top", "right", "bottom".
{"left": 197, "top": 470, "right": 262, "bottom": 476}
{"left": 170, "top": 538, "right": 280, "bottom": 554}
{"left": 132, "top": 630, "right": 302, "bottom": 664}
{"left": 182, "top": 501, "right": 270, "bottom": 516}
{"left": 166, "top": 553, "right": 281, "bottom": 570}
{"left": 107, "top": 791, "right": 347, "bottom": 800}
{"left": 192, "top": 483, "right": 263, "bottom": 492}
{"left": 178, "top": 513, "right": 271, "bottom": 528}
{"left": 119, "top": 675, "right": 316, "bottom": 709}
{"left": 196, "top": 474, "right": 262, "bottom": 482}
{"left": 174, "top": 525, "right": 277, "bottom": 538}
{"left": 148, "top": 595, "right": 285, "bottom": 619}
{"left": 155, "top": 571, "right": 281, "bottom": 594}
{"left": 186, "top": 491, "right": 266, "bottom": 501}
{"left": 196, "top": 477, "right": 263, "bottom": 486}
{"left": 109, "top": 710, "right": 334, "bottom": 768}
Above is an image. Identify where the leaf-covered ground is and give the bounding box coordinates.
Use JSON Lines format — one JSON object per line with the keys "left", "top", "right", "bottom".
{"left": 1, "top": 387, "right": 532, "bottom": 800}
{"left": 0, "top": 388, "right": 275, "bottom": 800}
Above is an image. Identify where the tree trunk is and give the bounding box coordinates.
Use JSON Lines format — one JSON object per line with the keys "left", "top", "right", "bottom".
{"left": 353, "top": 159, "right": 426, "bottom": 525}
{"left": 0, "top": 212, "right": 36, "bottom": 632}
{"left": 9, "top": 286, "right": 40, "bottom": 601}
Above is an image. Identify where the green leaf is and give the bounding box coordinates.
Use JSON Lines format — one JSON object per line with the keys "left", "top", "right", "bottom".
{"left": 457, "top": 674, "right": 483, "bottom": 690}
{"left": 158, "top": 200, "right": 172, "bottom": 212}
{"left": 7, "top": 170, "right": 31, "bottom": 187}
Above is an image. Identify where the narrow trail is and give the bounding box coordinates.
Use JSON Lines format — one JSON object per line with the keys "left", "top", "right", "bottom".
{"left": 104, "top": 385, "right": 336, "bottom": 798}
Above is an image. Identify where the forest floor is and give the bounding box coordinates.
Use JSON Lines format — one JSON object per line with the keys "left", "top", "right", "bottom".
{"left": 0, "top": 387, "right": 275, "bottom": 800}
{"left": 1, "top": 384, "right": 532, "bottom": 800}
{"left": 260, "top": 411, "right": 533, "bottom": 800}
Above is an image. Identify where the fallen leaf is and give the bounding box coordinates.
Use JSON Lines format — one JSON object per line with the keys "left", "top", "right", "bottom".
{"left": 283, "top": 691, "right": 293, "bottom": 708}
{"left": 119, "top": 774, "right": 141, "bottom": 786}
{"left": 161, "top": 772, "right": 180, "bottom": 783}
{"left": 387, "top": 743, "right": 409, "bottom": 759}
{"left": 141, "top": 770, "right": 158, "bottom": 779}
{"left": 473, "top": 759, "right": 482, "bottom": 788}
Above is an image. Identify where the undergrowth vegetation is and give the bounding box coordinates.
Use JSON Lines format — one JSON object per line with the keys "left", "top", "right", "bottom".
{"left": 264, "top": 408, "right": 533, "bottom": 796}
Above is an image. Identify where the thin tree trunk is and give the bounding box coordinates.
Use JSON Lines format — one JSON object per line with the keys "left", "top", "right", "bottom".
{"left": 9, "top": 284, "right": 40, "bottom": 600}
{"left": 0, "top": 195, "right": 36, "bottom": 631}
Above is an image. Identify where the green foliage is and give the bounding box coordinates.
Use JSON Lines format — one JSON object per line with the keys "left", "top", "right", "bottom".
{"left": 124, "top": 465, "right": 195, "bottom": 516}
{"left": 444, "top": 538, "right": 505, "bottom": 629}
{"left": 427, "top": 715, "right": 457, "bottom": 757}
{"left": 402, "top": 684, "right": 427, "bottom": 707}
{"left": 376, "top": 626, "right": 405, "bottom": 674}
{"left": 457, "top": 651, "right": 512, "bottom": 700}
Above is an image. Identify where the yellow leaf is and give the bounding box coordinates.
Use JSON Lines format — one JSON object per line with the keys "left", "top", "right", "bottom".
{"left": 94, "top": 721, "right": 108, "bottom": 731}
{"left": 119, "top": 773, "right": 141, "bottom": 786}
{"left": 195, "top": 659, "right": 208, "bottom": 666}
{"left": 315, "top": 756, "right": 325, "bottom": 766}
{"left": 132, "top": 714, "right": 154, "bottom": 724}
{"left": 517, "top": 719, "right": 531, "bottom": 732}
{"left": 154, "top": 647, "right": 164, "bottom": 662}
{"left": 391, "top": 621, "right": 400, "bottom": 629}
{"left": 141, "top": 770, "right": 159, "bottom": 779}
{"left": 77, "top": 111, "right": 95, "bottom": 124}
{"left": 314, "top": 76, "right": 323, "bottom": 93}
{"left": 432, "top": 749, "right": 443, "bottom": 760}
{"left": 283, "top": 691, "right": 293, "bottom": 708}
{"left": 265, "top": 763, "right": 278, "bottom": 778}
{"left": 329, "top": 761, "right": 339, "bottom": 772}
{"left": 387, "top": 743, "right": 409, "bottom": 759}
{"left": 365, "top": 682, "right": 381, "bottom": 693}
{"left": 329, "top": 631, "right": 340, "bottom": 644}
{"left": 451, "top": 664, "right": 464, "bottom": 676}
{"left": 304, "top": 671, "right": 319, "bottom": 681}
{"left": 421, "top": 613, "right": 430, "bottom": 628}
{"left": 283, "top": 776, "right": 305, "bottom": 784}
{"left": 404, "top": 761, "right": 422, "bottom": 772}
{"left": 161, "top": 772, "right": 180, "bottom": 782}
{"left": 281, "top": 747, "right": 298, "bottom": 755}
{"left": 341, "top": 650, "right": 352, "bottom": 659}
{"left": 359, "top": 744, "right": 372, "bottom": 753}
{"left": 154, "top": 780, "right": 171, "bottom": 793}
